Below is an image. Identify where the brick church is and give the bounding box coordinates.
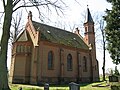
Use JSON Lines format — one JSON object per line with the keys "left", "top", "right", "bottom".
{"left": 10, "top": 8, "right": 99, "bottom": 85}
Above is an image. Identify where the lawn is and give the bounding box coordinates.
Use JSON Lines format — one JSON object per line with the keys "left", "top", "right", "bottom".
{"left": 10, "top": 81, "right": 111, "bottom": 90}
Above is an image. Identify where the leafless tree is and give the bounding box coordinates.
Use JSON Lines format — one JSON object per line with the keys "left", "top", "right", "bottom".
{"left": 0, "top": 0, "right": 66, "bottom": 89}
{"left": 97, "top": 17, "right": 106, "bottom": 81}
{"left": 10, "top": 11, "right": 24, "bottom": 42}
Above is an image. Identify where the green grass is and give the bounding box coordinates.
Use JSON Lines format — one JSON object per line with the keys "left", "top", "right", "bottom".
{"left": 80, "top": 83, "right": 111, "bottom": 90}
{"left": 10, "top": 84, "right": 43, "bottom": 90}
{"left": 10, "top": 82, "right": 111, "bottom": 90}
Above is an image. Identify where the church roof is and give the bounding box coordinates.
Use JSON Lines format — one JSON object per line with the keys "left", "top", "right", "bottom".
{"left": 85, "top": 8, "right": 94, "bottom": 23}
{"left": 32, "top": 21, "right": 89, "bottom": 50}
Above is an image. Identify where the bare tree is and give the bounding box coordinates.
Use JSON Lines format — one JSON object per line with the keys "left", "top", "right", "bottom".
{"left": 10, "top": 11, "right": 24, "bottom": 42}
{"left": 98, "top": 17, "right": 106, "bottom": 81}
{"left": 0, "top": 0, "right": 65, "bottom": 89}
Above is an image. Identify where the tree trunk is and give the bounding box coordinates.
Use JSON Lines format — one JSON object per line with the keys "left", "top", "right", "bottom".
{"left": 102, "top": 40, "right": 106, "bottom": 81}
{"left": 0, "top": 0, "right": 13, "bottom": 89}
{"left": 102, "top": 66, "right": 105, "bottom": 81}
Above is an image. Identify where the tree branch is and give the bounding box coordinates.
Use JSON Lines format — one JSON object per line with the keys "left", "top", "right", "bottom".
{"left": 74, "top": 0, "right": 81, "bottom": 6}
{"left": 2, "top": 0, "right": 6, "bottom": 9}
{"left": 13, "top": 0, "right": 21, "bottom": 7}
{"left": 13, "top": 3, "right": 52, "bottom": 12}
{"left": 11, "top": 10, "right": 23, "bottom": 41}
{"left": 0, "top": 12, "right": 4, "bottom": 22}
{"left": 13, "top": 0, "right": 65, "bottom": 16}
{"left": 0, "top": 12, "right": 4, "bottom": 13}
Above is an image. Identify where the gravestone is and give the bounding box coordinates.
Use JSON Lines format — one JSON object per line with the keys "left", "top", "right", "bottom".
{"left": 69, "top": 82, "right": 80, "bottom": 90}
{"left": 19, "top": 87, "right": 22, "bottom": 90}
{"left": 109, "top": 75, "right": 118, "bottom": 82}
{"left": 44, "top": 83, "right": 49, "bottom": 90}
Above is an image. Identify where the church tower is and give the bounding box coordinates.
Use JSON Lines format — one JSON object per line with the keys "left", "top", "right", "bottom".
{"left": 84, "top": 7, "right": 99, "bottom": 81}
{"left": 84, "top": 7, "right": 95, "bottom": 50}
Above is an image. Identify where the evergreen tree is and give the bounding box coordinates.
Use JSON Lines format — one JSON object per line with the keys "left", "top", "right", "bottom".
{"left": 104, "top": 0, "right": 120, "bottom": 65}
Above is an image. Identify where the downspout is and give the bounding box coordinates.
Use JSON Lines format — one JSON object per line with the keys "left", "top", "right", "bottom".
{"left": 59, "top": 48, "right": 64, "bottom": 84}
{"left": 89, "top": 50, "right": 93, "bottom": 82}
{"left": 59, "top": 48, "right": 62, "bottom": 83}
{"left": 36, "top": 46, "right": 39, "bottom": 84}
{"left": 77, "top": 52, "right": 80, "bottom": 83}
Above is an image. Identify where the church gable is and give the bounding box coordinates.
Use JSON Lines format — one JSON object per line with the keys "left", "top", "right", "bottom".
{"left": 32, "top": 21, "right": 89, "bottom": 50}
{"left": 16, "top": 30, "right": 30, "bottom": 42}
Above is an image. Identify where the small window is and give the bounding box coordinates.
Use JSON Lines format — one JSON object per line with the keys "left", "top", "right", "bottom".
{"left": 83, "top": 56, "right": 87, "bottom": 72}
{"left": 92, "top": 26, "right": 94, "bottom": 32}
{"left": 27, "top": 46, "right": 31, "bottom": 52}
{"left": 67, "top": 54, "right": 73, "bottom": 71}
{"left": 16, "top": 45, "right": 20, "bottom": 52}
{"left": 48, "top": 51, "right": 54, "bottom": 70}
{"left": 20, "top": 45, "right": 24, "bottom": 52}
{"left": 85, "top": 27, "right": 87, "bottom": 33}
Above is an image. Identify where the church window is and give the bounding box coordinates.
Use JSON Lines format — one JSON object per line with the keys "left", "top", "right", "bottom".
{"left": 85, "top": 27, "right": 87, "bottom": 33}
{"left": 16, "top": 45, "right": 20, "bottom": 52}
{"left": 83, "top": 56, "right": 87, "bottom": 72}
{"left": 27, "top": 46, "right": 31, "bottom": 52}
{"left": 92, "top": 27, "right": 94, "bottom": 32}
{"left": 20, "top": 45, "right": 24, "bottom": 52}
{"left": 48, "top": 51, "right": 54, "bottom": 70}
{"left": 67, "top": 54, "right": 73, "bottom": 71}
{"left": 24, "top": 46, "right": 27, "bottom": 52}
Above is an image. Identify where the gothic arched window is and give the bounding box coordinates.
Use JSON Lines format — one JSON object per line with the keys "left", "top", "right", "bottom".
{"left": 67, "top": 54, "right": 73, "bottom": 71}
{"left": 48, "top": 51, "right": 54, "bottom": 69}
{"left": 16, "top": 45, "right": 20, "bottom": 52}
{"left": 83, "top": 56, "right": 87, "bottom": 72}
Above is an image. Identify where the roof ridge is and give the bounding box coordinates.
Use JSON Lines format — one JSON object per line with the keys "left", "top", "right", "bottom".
{"left": 32, "top": 21, "right": 75, "bottom": 34}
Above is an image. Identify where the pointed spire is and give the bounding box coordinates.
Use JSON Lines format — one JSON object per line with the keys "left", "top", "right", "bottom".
{"left": 85, "top": 5, "right": 94, "bottom": 23}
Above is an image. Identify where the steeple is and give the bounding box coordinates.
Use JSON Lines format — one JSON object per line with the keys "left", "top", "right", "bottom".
{"left": 84, "top": 6, "right": 99, "bottom": 82}
{"left": 85, "top": 5, "right": 94, "bottom": 23}
{"left": 84, "top": 6, "right": 95, "bottom": 46}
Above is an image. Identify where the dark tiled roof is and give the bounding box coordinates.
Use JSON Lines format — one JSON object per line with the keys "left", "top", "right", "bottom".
{"left": 32, "top": 21, "right": 89, "bottom": 50}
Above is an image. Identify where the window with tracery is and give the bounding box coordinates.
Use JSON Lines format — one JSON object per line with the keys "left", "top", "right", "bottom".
{"left": 83, "top": 56, "right": 87, "bottom": 72}
{"left": 48, "top": 51, "right": 54, "bottom": 69}
{"left": 67, "top": 54, "right": 73, "bottom": 71}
